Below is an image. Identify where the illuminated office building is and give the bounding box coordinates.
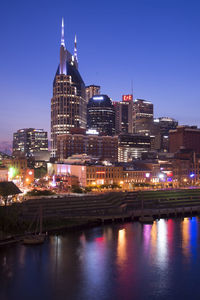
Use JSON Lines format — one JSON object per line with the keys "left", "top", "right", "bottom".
{"left": 114, "top": 94, "right": 133, "bottom": 134}
{"left": 133, "top": 99, "right": 153, "bottom": 134}
{"left": 118, "top": 134, "right": 151, "bottom": 162}
{"left": 154, "top": 117, "right": 178, "bottom": 152}
{"left": 51, "top": 19, "right": 87, "bottom": 157}
{"left": 13, "top": 128, "right": 48, "bottom": 158}
{"left": 87, "top": 95, "right": 115, "bottom": 136}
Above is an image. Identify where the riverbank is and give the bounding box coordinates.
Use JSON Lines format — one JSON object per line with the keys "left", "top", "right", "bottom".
{"left": 1, "top": 188, "right": 200, "bottom": 241}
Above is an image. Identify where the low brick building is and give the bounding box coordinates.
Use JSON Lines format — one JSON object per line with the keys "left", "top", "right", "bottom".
{"left": 169, "top": 126, "right": 200, "bottom": 153}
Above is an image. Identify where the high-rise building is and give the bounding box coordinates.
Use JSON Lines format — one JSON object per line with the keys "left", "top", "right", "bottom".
{"left": 13, "top": 128, "right": 48, "bottom": 158}
{"left": 86, "top": 85, "right": 101, "bottom": 102}
{"left": 133, "top": 99, "right": 153, "bottom": 120}
{"left": 133, "top": 99, "right": 154, "bottom": 134}
{"left": 113, "top": 101, "right": 120, "bottom": 134}
{"left": 87, "top": 95, "right": 115, "bottom": 136}
{"left": 113, "top": 95, "right": 133, "bottom": 134}
{"left": 154, "top": 117, "right": 178, "bottom": 152}
{"left": 51, "top": 19, "right": 87, "bottom": 157}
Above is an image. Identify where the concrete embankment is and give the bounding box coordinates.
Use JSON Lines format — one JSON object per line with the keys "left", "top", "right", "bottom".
{"left": 1, "top": 189, "right": 200, "bottom": 237}
{"left": 18, "top": 189, "right": 200, "bottom": 218}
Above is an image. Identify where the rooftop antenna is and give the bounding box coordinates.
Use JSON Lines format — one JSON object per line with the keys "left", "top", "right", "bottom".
{"left": 131, "top": 79, "right": 133, "bottom": 97}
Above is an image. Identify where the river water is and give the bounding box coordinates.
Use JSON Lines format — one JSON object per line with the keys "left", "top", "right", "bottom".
{"left": 1, "top": 217, "right": 200, "bottom": 300}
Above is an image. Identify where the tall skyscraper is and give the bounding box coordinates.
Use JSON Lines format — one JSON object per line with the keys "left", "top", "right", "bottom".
{"left": 85, "top": 85, "right": 101, "bottom": 102}
{"left": 51, "top": 19, "right": 87, "bottom": 157}
{"left": 113, "top": 94, "right": 133, "bottom": 134}
{"left": 87, "top": 95, "right": 115, "bottom": 136}
{"left": 133, "top": 99, "right": 154, "bottom": 134}
{"left": 13, "top": 128, "right": 48, "bottom": 158}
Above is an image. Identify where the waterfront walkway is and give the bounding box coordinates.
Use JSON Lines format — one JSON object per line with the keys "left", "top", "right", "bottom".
{"left": 11, "top": 189, "right": 200, "bottom": 221}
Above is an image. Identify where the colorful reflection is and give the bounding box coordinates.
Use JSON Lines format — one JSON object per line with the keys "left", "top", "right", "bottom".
{"left": 142, "top": 217, "right": 199, "bottom": 264}
{"left": 81, "top": 231, "right": 107, "bottom": 290}
{"left": 143, "top": 224, "right": 151, "bottom": 253}
{"left": 190, "top": 217, "right": 198, "bottom": 258}
{"left": 157, "top": 219, "right": 168, "bottom": 268}
{"left": 117, "top": 229, "right": 127, "bottom": 266}
{"left": 166, "top": 219, "right": 174, "bottom": 257}
{"left": 182, "top": 218, "right": 190, "bottom": 258}
{"left": 143, "top": 220, "right": 168, "bottom": 269}
{"left": 182, "top": 217, "right": 198, "bottom": 259}
{"left": 151, "top": 221, "right": 157, "bottom": 250}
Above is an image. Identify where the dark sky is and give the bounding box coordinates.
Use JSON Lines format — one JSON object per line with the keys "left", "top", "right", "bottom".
{"left": 0, "top": 0, "right": 200, "bottom": 143}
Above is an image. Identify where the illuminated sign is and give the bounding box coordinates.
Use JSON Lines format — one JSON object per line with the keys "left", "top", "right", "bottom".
{"left": 93, "top": 96, "right": 104, "bottom": 101}
{"left": 86, "top": 129, "right": 99, "bottom": 135}
{"left": 166, "top": 172, "right": 173, "bottom": 177}
{"left": 122, "top": 94, "right": 133, "bottom": 102}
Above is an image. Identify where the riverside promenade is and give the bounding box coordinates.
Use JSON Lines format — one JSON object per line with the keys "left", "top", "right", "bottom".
{"left": 11, "top": 189, "right": 200, "bottom": 223}
{"left": 1, "top": 189, "right": 200, "bottom": 242}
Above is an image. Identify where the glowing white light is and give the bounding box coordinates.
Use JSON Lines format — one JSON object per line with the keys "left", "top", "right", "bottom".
{"left": 154, "top": 119, "right": 160, "bottom": 123}
{"left": 93, "top": 96, "right": 104, "bottom": 100}
{"left": 51, "top": 175, "right": 56, "bottom": 187}
{"left": 157, "top": 219, "right": 167, "bottom": 268}
{"left": 86, "top": 129, "right": 99, "bottom": 135}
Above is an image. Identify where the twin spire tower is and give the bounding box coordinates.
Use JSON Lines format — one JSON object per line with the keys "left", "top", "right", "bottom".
{"left": 61, "top": 17, "right": 77, "bottom": 56}
{"left": 60, "top": 18, "right": 78, "bottom": 74}
{"left": 51, "top": 18, "right": 87, "bottom": 157}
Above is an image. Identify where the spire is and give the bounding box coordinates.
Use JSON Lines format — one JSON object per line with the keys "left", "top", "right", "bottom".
{"left": 60, "top": 17, "right": 67, "bottom": 74}
{"left": 61, "top": 17, "right": 65, "bottom": 47}
{"left": 74, "top": 34, "right": 78, "bottom": 62}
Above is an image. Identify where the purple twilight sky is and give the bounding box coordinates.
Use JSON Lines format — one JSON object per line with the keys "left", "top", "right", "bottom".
{"left": 0, "top": 0, "right": 200, "bottom": 146}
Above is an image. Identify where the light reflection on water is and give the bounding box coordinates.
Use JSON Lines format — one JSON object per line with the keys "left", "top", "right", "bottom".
{"left": 1, "top": 218, "right": 200, "bottom": 300}
{"left": 117, "top": 228, "right": 126, "bottom": 266}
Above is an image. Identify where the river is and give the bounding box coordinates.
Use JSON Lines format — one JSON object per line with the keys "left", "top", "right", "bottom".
{"left": 0, "top": 217, "right": 200, "bottom": 300}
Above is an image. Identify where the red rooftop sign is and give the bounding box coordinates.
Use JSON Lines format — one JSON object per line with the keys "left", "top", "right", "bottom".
{"left": 122, "top": 94, "right": 133, "bottom": 102}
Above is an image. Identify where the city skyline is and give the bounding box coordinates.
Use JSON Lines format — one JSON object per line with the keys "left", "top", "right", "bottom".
{"left": 1, "top": 0, "right": 200, "bottom": 145}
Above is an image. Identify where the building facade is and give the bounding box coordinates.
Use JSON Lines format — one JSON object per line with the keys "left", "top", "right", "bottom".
{"left": 0, "top": 166, "right": 8, "bottom": 181}
{"left": 118, "top": 134, "right": 151, "bottom": 162}
{"left": 51, "top": 19, "right": 87, "bottom": 156}
{"left": 154, "top": 117, "right": 178, "bottom": 152}
{"left": 48, "top": 162, "right": 154, "bottom": 188}
{"left": 85, "top": 85, "right": 100, "bottom": 102}
{"left": 57, "top": 133, "right": 118, "bottom": 162}
{"left": 133, "top": 99, "right": 153, "bottom": 134}
{"left": 87, "top": 95, "right": 115, "bottom": 136}
{"left": 114, "top": 95, "right": 133, "bottom": 134}
{"left": 13, "top": 128, "right": 48, "bottom": 158}
{"left": 169, "top": 126, "right": 200, "bottom": 153}
{"left": 48, "top": 163, "right": 123, "bottom": 187}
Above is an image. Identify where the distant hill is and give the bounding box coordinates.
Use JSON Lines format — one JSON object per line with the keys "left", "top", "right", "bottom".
{"left": 0, "top": 141, "right": 12, "bottom": 155}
